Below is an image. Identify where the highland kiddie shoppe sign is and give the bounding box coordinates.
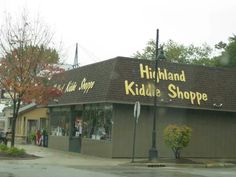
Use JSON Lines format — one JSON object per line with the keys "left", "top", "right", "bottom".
{"left": 52, "top": 61, "right": 209, "bottom": 106}
{"left": 53, "top": 77, "right": 95, "bottom": 94}
{"left": 124, "top": 63, "right": 208, "bottom": 106}
{"left": 50, "top": 57, "right": 236, "bottom": 111}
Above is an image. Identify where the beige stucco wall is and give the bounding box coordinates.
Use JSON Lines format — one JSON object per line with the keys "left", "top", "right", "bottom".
{"left": 15, "top": 107, "right": 48, "bottom": 142}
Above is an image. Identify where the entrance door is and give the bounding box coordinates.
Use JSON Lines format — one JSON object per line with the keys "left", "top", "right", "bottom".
{"left": 27, "top": 120, "right": 38, "bottom": 143}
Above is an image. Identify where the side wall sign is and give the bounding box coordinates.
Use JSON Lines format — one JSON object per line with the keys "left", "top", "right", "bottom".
{"left": 54, "top": 77, "right": 95, "bottom": 94}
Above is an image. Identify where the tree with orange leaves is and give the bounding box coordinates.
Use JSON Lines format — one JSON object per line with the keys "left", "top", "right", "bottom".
{"left": 0, "top": 11, "right": 63, "bottom": 147}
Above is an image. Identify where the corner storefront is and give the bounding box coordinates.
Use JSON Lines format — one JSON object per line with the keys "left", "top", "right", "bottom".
{"left": 48, "top": 57, "right": 236, "bottom": 158}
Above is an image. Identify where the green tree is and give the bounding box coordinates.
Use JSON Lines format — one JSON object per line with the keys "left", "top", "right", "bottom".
{"left": 133, "top": 39, "right": 214, "bottom": 66}
{"left": 163, "top": 124, "right": 192, "bottom": 159}
{"left": 0, "top": 11, "right": 63, "bottom": 147}
{"left": 164, "top": 40, "right": 188, "bottom": 63}
{"left": 185, "top": 43, "right": 216, "bottom": 66}
{"left": 214, "top": 35, "right": 236, "bottom": 67}
{"left": 134, "top": 40, "right": 156, "bottom": 60}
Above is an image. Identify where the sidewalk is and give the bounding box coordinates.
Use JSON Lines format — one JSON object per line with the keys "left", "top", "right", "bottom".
{"left": 15, "top": 144, "right": 236, "bottom": 168}
{"left": 15, "top": 144, "right": 128, "bottom": 167}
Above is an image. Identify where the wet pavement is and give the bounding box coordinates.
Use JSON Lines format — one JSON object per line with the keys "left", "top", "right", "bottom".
{"left": 1, "top": 162, "right": 236, "bottom": 177}
{"left": 0, "top": 144, "right": 236, "bottom": 177}
{"left": 76, "top": 166, "right": 236, "bottom": 177}
{"left": 0, "top": 163, "right": 120, "bottom": 177}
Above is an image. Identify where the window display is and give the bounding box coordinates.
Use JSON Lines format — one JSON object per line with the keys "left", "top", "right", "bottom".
{"left": 50, "top": 107, "right": 70, "bottom": 136}
{"left": 49, "top": 104, "right": 113, "bottom": 140}
{"left": 82, "top": 104, "right": 113, "bottom": 141}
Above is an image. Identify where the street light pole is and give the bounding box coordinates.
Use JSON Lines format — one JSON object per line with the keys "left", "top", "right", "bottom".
{"left": 148, "top": 29, "right": 159, "bottom": 161}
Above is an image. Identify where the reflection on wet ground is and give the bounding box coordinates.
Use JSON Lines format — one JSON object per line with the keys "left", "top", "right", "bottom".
{"left": 0, "top": 172, "right": 15, "bottom": 177}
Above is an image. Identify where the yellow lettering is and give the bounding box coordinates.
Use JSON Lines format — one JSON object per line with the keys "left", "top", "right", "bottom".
{"left": 177, "top": 86, "right": 184, "bottom": 99}
{"left": 158, "top": 68, "right": 165, "bottom": 81}
{"left": 196, "top": 92, "right": 202, "bottom": 105}
{"left": 184, "top": 91, "right": 190, "bottom": 99}
{"left": 146, "top": 84, "right": 152, "bottom": 96}
{"left": 78, "top": 78, "right": 95, "bottom": 94}
{"left": 124, "top": 81, "right": 161, "bottom": 97}
{"left": 190, "top": 91, "right": 196, "bottom": 104}
{"left": 168, "top": 72, "right": 174, "bottom": 80}
{"left": 202, "top": 93, "right": 208, "bottom": 101}
{"left": 139, "top": 84, "right": 145, "bottom": 96}
{"left": 168, "top": 84, "right": 177, "bottom": 98}
{"left": 168, "top": 83, "right": 208, "bottom": 105}
{"left": 65, "top": 81, "right": 77, "bottom": 93}
{"left": 180, "top": 70, "right": 186, "bottom": 82}
{"left": 156, "top": 89, "right": 161, "bottom": 97}
{"left": 139, "top": 64, "right": 150, "bottom": 79}
{"left": 173, "top": 73, "right": 180, "bottom": 81}
{"left": 124, "top": 80, "right": 135, "bottom": 95}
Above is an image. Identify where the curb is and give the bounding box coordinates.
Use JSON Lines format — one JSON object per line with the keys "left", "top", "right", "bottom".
{"left": 121, "top": 162, "right": 236, "bottom": 168}
{"left": 205, "top": 163, "right": 235, "bottom": 168}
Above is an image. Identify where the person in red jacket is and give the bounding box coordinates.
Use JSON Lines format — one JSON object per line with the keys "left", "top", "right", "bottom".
{"left": 36, "top": 129, "right": 41, "bottom": 146}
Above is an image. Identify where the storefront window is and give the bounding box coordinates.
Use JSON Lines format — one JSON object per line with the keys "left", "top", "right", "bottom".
{"left": 82, "top": 104, "right": 113, "bottom": 141}
{"left": 50, "top": 107, "right": 70, "bottom": 136}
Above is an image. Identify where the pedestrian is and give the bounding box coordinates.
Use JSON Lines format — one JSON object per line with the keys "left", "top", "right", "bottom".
{"left": 36, "top": 129, "right": 41, "bottom": 146}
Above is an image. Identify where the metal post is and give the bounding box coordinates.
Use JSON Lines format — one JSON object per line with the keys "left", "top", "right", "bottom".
{"left": 131, "top": 113, "right": 137, "bottom": 163}
{"left": 148, "top": 29, "right": 159, "bottom": 161}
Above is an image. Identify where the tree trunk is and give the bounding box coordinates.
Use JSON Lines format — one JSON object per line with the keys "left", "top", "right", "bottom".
{"left": 10, "top": 98, "right": 21, "bottom": 147}
{"left": 173, "top": 148, "right": 181, "bottom": 159}
{"left": 10, "top": 117, "right": 17, "bottom": 147}
{"left": 175, "top": 149, "right": 181, "bottom": 159}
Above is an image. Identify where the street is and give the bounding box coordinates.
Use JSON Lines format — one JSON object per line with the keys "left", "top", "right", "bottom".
{"left": 0, "top": 145, "right": 236, "bottom": 177}
{"left": 0, "top": 160, "right": 236, "bottom": 177}
{"left": 61, "top": 165, "right": 236, "bottom": 177}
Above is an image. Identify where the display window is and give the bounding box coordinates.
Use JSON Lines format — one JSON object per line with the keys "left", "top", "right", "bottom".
{"left": 82, "top": 104, "right": 113, "bottom": 141}
{"left": 50, "top": 107, "right": 70, "bottom": 136}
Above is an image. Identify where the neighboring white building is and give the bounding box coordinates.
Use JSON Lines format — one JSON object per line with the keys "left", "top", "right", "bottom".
{"left": 0, "top": 104, "right": 7, "bottom": 131}
{"left": 1, "top": 106, "right": 12, "bottom": 132}
{"left": 0, "top": 112, "right": 5, "bottom": 131}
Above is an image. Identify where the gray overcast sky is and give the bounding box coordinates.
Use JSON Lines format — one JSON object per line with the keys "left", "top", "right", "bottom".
{"left": 1, "top": 0, "right": 236, "bottom": 66}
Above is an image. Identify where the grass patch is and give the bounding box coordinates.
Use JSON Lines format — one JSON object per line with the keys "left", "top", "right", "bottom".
{"left": 0, "top": 144, "right": 8, "bottom": 151}
{"left": 6, "top": 147, "right": 26, "bottom": 156}
{"left": 0, "top": 144, "right": 26, "bottom": 156}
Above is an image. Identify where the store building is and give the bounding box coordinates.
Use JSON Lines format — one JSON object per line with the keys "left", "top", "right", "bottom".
{"left": 13, "top": 103, "right": 48, "bottom": 144}
{"left": 48, "top": 57, "right": 236, "bottom": 158}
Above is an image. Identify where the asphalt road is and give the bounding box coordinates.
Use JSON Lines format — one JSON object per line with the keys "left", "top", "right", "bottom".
{"left": 0, "top": 162, "right": 236, "bottom": 177}
{"left": 70, "top": 165, "right": 236, "bottom": 177}
{"left": 0, "top": 145, "right": 236, "bottom": 177}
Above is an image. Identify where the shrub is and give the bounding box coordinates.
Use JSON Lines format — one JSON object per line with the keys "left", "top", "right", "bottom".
{"left": 0, "top": 144, "right": 8, "bottom": 152}
{"left": 29, "top": 131, "right": 36, "bottom": 143}
{"left": 164, "top": 124, "right": 192, "bottom": 159}
{"left": 6, "top": 147, "right": 26, "bottom": 156}
{"left": 0, "top": 144, "right": 26, "bottom": 157}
